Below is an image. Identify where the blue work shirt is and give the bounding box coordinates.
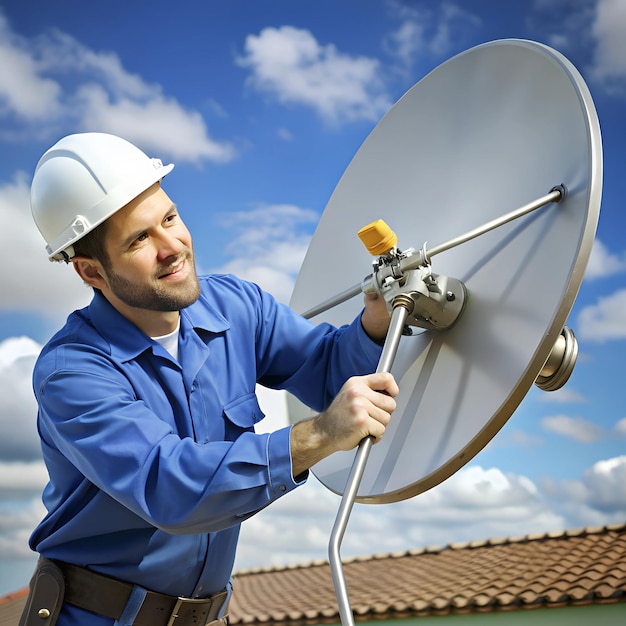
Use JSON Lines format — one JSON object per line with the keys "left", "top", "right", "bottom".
{"left": 29, "top": 274, "right": 382, "bottom": 623}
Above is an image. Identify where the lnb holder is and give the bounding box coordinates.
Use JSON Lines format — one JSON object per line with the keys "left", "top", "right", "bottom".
{"left": 359, "top": 220, "right": 467, "bottom": 331}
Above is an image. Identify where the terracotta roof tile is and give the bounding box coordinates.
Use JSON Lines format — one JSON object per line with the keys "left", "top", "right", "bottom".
{"left": 228, "top": 523, "right": 626, "bottom": 624}
{"left": 0, "top": 588, "right": 27, "bottom": 606}
{"left": 0, "top": 588, "right": 27, "bottom": 626}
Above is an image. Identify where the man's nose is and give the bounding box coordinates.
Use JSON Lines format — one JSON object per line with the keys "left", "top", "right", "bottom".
{"left": 156, "top": 229, "right": 185, "bottom": 260}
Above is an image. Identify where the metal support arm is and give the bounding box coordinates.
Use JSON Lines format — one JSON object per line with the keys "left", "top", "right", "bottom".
{"left": 328, "top": 301, "right": 412, "bottom": 626}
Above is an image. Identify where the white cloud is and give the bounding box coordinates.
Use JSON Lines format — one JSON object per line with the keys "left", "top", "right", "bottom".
{"left": 0, "top": 15, "right": 235, "bottom": 164}
{"left": 528, "top": 0, "right": 626, "bottom": 96}
{"left": 541, "top": 414, "right": 604, "bottom": 442}
{"left": 590, "top": 0, "right": 626, "bottom": 86}
{"left": 615, "top": 418, "right": 626, "bottom": 436}
{"left": 0, "top": 497, "right": 47, "bottom": 559}
{"left": 538, "top": 387, "right": 588, "bottom": 404}
{"left": 0, "top": 462, "right": 48, "bottom": 500}
{"left": 429, "top": 465, "right": 540, "bottom": 507}
{"left": 0, "top": 14, "right": 62, "bottom": 121}
{"left": 582, "top": 456, "right": 626, "bottom": 510}
{"left": 0, "top": 338, "right": 42, "bottom": 462}
{"left": 384, "top": 0, "right": 481, "bottom": 73}
{"left": 236, "top": 478, "right": 341, "bottom": 569}
{"left": 0, "top": 336, "right": 39, "bottom": 368}
{"left": 213, "top": 203, "right": 318, "bottom": 302}
{"left": 238, "top": 26, "right": 392, "bottom": 123}
{"left": 0, "top": 174, "right": 92, "bottom": 320}
{"left": 236, "top": 464, "right": 564, "bottom": 570}
{"left": 544, "top": 456, "right": 626, "bottom": 526}
{"left": 505, "top": 430, "right": 545, "bottom": 448}
{"left": 577, "top": 289, "right": 626, "bottom": 343}
{"left": 584, "top": 240, "right": 626, "bottom": 280}
{"left": 75, "top": 84, "right": 236, "bottom": 164}
{"left": 277, "top": 127, "right": 294, "bottom": 142}
{"left": 237, "top": 454, "right": 626, "bottom": 572}
{"left": 43, "top": 32, "right": 158, "bottom": 101}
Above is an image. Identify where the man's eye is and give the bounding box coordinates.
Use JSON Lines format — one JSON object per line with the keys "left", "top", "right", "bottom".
{"left": 136, "top": 233, "right": 148, "bottom": 243}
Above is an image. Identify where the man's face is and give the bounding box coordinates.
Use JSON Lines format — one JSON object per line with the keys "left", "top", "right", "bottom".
{"left": 100, "top": 183, "right": 201, "bottom": 315}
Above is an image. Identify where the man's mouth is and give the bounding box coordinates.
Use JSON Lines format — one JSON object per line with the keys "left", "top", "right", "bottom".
{"left": 158, "top": 259, "right": 186, "bottom": 279}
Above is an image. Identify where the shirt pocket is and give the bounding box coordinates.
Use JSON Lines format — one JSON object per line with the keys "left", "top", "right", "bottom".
{"left": 222, "top": 392, "right": 266, "bottom": 441}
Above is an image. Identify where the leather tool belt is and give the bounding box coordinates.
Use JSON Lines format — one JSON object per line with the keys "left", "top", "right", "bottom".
{"left": 20, "top": 557, "right": 229, "bottom": 626}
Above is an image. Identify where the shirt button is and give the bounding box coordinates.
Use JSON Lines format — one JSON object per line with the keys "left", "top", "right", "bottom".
{"left": 279, "top": 485, "right": 287, "bottom": 492}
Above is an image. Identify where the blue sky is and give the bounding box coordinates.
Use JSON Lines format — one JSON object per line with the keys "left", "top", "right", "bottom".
{"left": 1, "top": 0, "right": 625, "bottom": 596}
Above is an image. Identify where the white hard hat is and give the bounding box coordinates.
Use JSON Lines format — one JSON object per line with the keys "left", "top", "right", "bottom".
{"left": 30, "top": 132, "right": 174, "bottom": 262}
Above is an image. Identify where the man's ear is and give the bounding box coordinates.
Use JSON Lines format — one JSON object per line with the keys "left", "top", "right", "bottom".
{"left": 72, "top": 257, "right": 107, "bottom": 289}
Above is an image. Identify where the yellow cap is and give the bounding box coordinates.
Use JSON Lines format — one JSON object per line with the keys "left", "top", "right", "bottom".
{"left": 357, "top": 219, "right": 398, "bottom": 256}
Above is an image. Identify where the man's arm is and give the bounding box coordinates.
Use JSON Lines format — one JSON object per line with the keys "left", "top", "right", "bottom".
{"left": 289, "top": 372, "right": 399, "bottom": 477}
{"left": 360, "top": 292, "right": 391, "bottom": 344}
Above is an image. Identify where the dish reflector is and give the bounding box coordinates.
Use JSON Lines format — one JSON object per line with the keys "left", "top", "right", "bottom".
{"left": 288, "top": 39, "right": 602, "bottom": 504}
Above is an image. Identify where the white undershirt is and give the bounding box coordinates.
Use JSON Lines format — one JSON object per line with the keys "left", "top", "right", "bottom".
{"left": 152, "top": 321, "right": 180, "bottom": 361}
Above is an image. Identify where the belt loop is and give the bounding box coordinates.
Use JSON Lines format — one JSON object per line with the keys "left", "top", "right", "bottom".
{"left": 114, "top": 585, "right": 147, "bottom": 626}
{"left": 217, "top": 580, "right": 233, "bottom": 619}
{"left": 166, "top": 598, "right": 184, "bottom": 626}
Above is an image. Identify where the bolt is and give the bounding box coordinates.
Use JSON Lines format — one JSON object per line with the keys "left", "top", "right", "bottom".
{"left": 446, "top": 291, "right": 455, "bottom": 301}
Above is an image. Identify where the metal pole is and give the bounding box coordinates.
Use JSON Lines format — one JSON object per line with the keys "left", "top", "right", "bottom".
{"left": 301, "top": 282, "right": 364, "bottom": 320}
{"left": 418, "top": 186, "right": 564, "bottom": 264}
{"left": 328, "top": 302, "right": 411, "bottom": 626}
{"left": 302, "top": 186, "right": 564, "bottom": 320}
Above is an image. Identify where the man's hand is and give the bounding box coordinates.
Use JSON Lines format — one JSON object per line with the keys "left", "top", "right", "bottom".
{"left": 290, "top": 372, "right": 399, "bottom": 477}
{"left": 360, "top": 292, "right": 391, "bottom": 343}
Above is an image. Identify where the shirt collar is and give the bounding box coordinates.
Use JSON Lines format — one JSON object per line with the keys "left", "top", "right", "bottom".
{"left": 88, "top": 287, "right": 230, "bottom": 361}
{"left": 89, "top": 290, "right": 152, "bottom": 361}
{"left": 182, "top": 290, "right": 230, "bottom": 334}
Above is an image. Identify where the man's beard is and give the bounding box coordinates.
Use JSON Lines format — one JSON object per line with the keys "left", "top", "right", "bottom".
{"left": 106, "top": 253, "right": 201, "bottom": 312}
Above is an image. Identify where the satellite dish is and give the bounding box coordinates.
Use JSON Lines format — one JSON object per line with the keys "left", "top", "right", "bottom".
{"left": 288, "top": 39, "right": 602, "bottom": 504}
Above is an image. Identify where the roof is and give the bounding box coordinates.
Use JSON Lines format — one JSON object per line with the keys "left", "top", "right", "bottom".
{"left": 0, "top": 588, "right": 27, "bottom": 626}
{"left": 2, "top": 523, "right": 625, "bottom": 626}
{"left": 227, "top": 523, "right": 626, "bottom": 624}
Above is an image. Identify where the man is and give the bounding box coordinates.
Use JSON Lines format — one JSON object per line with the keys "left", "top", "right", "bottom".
{"left": 20, "top": 133, "right": 398, "bottom": 626}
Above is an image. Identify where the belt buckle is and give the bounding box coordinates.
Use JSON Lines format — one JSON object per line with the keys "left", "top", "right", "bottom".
{"left": 166, "top": 596, "right": 214, "bottom": 626}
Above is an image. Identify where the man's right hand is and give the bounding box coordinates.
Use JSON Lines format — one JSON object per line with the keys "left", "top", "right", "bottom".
{"left": 290, "top": 372, "right": 399, "bottom": 478}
